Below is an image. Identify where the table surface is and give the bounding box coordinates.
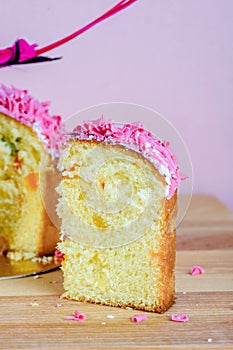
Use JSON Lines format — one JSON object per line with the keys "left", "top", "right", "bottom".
{"left": 0, "top": 195, "right": 233, "bottom": 350}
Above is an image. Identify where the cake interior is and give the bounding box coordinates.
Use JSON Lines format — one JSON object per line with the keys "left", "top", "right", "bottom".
{"left": 0, "top": 113, "right": 58, "bottom": 259}
{"left": 57, "top": 140, "right": 176, "bottom": 312}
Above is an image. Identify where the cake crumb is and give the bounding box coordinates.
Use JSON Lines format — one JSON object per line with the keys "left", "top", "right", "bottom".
{"left": 32, "top": 255, "right": 53, "bottom": 265}
{"left": 107, "top": 315, "right": 115, "bottom": 319}
{"left": 101, "top": 322, "right": 106, "bottom": 325}
{"left": 7, "top": 251, "right": 35, "bottom": 261}
{"left": 30, "top": 302, "right": 39, "bottom": 307}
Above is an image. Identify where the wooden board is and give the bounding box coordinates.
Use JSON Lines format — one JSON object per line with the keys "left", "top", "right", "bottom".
{"left": 0, "top": 195, "right": 233, "bottom": 350}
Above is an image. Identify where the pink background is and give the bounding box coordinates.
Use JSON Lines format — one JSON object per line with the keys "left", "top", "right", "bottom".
{"left": 1, "top": 0, "right": 233, "bottom": 210}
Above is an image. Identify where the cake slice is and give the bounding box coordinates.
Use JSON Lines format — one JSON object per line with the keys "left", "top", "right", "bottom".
{"left": 0, "top": 84, "right": 65, "bottom": 259}
{"left": 57, "top": 117, "right": 182, "bottom": 313}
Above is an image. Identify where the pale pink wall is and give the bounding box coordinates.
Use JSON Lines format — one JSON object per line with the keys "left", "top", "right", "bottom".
{"left": 1, "top": 0, "right": 233, "bottom": 210}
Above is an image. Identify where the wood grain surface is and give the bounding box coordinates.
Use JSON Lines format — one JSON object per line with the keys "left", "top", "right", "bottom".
{"left": 0, "top": 195, "right": 233, "bottom": 350}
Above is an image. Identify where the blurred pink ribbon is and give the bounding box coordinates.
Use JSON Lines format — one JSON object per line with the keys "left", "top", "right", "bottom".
{"left": 0, "top": 0, "right": 137, "bottom": 68}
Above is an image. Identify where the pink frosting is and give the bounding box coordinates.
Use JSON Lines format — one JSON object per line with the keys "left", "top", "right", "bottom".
{"left": 0, "top": 84, "right": 66, "bottom": 158}
{"left": 72, "top": 117, "right": 185, "bottom": 198}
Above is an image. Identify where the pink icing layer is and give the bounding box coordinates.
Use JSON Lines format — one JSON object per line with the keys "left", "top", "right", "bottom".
{"left": 0, "top": 84, "right": 66, "bottom": 158}
{"left": 72, "top": 117, "right": 185, "bottom": 199}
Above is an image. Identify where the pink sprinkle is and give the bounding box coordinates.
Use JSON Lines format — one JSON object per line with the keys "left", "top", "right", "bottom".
{"left": 64, "top": 310, "right": 86, "bottom": 322}
{"left": 131, "top": 314, "right": 147, "bottom": 323}
{"left": 64, "top": 316, "right": 77, "bottom": 320}
{"left": 190, "top": 265, "right": 205, "bottom": 275}
{"left": 55, "top": 250, "right": 64, "bottom": 260}
{"left": 56, "top": 303, "right": 62, "bottom": 308}
{"left": 170, "top": 314, "right": 189, "bottom": 322}
{"left": 74, "top": 310, "right": 86, "bottom": 321}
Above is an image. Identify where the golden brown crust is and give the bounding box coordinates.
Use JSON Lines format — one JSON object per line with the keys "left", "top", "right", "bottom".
{"left": 62, "top": 294, "right": 173, "bottom": 313}
{"left": 156, "top": 191, "right": 177, "bottom": 312}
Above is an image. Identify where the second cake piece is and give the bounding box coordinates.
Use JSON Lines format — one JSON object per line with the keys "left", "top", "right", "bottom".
{"left": 57, "top": 117, "right": 182, "bottom": 313}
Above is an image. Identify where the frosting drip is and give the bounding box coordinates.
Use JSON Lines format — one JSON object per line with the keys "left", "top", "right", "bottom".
{"left": 0, "top": 84, "right": 66, "bottom": 158}
{"left": 72, "top": 117, "right": 186, "bottom": 199}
